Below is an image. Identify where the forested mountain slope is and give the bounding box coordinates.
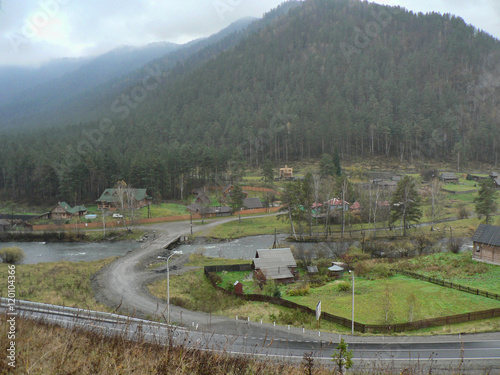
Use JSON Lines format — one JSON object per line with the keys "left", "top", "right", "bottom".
{"left": 0, "top": 0, "right": 498, "bottom": 205}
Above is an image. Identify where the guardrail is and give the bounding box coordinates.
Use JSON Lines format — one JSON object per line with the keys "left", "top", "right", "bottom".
{"left": 0, "top": 298, "right": 183, "bottom": 330}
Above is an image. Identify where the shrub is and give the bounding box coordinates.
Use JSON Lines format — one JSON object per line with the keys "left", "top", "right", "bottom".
{"left": 0, "top": 247, "right": 25, "bottom": 264}
{"left": 207, "top": 272, "right": 222, "bottom": 285}
{"left": 287, "top": 284, "right": 310, "bottom": 296}
{"left": 336, "top": 281, "right": 351, "bottom": 292}
{"left": 457, "top": 203, "right": 469, "bottom": 219}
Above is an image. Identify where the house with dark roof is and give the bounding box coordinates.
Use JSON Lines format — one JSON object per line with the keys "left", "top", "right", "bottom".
{"left": 252, "top": 248, "right": 297, "bottom": 284}
{"left": 97, "top": 188, "right": 151, "bottom": 210}
{"left": 440, "top": 172, "right": 459, "bottom": 184}
{"left": 472, "top": 224, "right": 500, "bottom": 265}
{"left": 243, "top": 197, "right": 264, "bottom": 210}
{"left": 186, "top": 203, "right": 231, "bottom": 217}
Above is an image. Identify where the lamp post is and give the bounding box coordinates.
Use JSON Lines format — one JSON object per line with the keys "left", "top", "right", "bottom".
{"left": 349, "top": 270, "right": 354, "bottom": 335}
{"left": 158, "top": 251, "right": 183, "bottom": 324}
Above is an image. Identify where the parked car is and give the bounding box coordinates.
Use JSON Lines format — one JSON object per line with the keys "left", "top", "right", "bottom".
{"left": 112, "top": 213, "right": 123, "bottom": 218}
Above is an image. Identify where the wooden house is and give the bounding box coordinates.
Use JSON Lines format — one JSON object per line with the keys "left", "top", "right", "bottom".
{"left": 195, "top": 191, "right": 211, "bottom": 205}
{"left": 472, "top": 224, "right": 500, "bottom": 266}
{"left": 49, "top": 202, "right": 87, "bottom": 220}
{"left": 243, "top": 197, "right": 264, "bottom": 210}
{"left": 440, "top": 172, "right": 459, "bottom": 184}
{"left": 97, "top": 188, "right": 151, "bottom": 210}
{"left": 252, "top": 248, "right": 297, "bottom": 284}
{"left": 279, "top": 165, "right": 293, "bottom": 179}
{"left": 325, "top": 198, "right": 349, "bottom": 211}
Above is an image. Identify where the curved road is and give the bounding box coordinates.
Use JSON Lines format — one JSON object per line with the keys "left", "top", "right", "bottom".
{"left": 92, "top": 216, "right": 500, "bottom": 373}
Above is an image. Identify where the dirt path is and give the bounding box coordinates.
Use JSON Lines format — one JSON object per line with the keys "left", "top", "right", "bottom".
{"left": 92, "top": 215, "right": 289, "bottom": 337}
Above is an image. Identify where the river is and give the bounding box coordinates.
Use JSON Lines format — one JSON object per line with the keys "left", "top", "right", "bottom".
{"left": 1, "top": 241, "right": 141, "bottom": 264}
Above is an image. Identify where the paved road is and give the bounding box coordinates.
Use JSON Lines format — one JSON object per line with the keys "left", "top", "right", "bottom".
{"left": 92, "top": 216, "right": 500, "bottom": 373}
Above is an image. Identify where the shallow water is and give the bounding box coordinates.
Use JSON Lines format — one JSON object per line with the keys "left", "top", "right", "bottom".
{"left": 1, "top": 241, "right": 140, "bottom": 264}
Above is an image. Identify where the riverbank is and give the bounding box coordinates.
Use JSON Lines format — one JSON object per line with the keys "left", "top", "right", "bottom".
{"left": 0, "top": 228, "right": 144, "bottom": 243}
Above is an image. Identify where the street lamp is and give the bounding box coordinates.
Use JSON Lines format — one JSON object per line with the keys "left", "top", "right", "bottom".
{"left": 349, "top": 270, "right": 354, "bottom": 335}
{"left": 158, "top": 250, "right": 183, "bottom": 324}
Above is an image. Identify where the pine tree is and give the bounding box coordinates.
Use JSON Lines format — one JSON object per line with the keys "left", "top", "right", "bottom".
{"left": 474, "top": 179, "right": 498, "bottom": 224}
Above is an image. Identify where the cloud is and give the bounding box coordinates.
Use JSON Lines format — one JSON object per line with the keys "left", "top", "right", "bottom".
{"left": 1, "top": 0, "right": 498, "bottom": 67}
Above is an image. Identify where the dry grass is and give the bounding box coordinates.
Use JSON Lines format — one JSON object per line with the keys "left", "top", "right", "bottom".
{"left": 0, "top": 259, "right": 115, "bottom": 311}
{"left": 1, "top": 315, "right": 483, "bottom": 375}
{"left": 1, "top": 315, "right": 337, "bottom": 375}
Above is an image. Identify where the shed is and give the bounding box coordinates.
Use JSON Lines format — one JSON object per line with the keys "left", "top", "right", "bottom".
{"left": 243, "top": 197, "right": 264, "bottom": 210}
{"left": 440, "top": 172, "right": 459, "bottom": 184}
{"left": 234, "top": 281, "right": 243, "bottom": 294}
{"left": 0, "top": 219, "right": 10, "bottom": 233}
{"left": 328, "top": 265, "right": 344, "bottom": 279}
{"left": 472, "top": 224, "right": 500, "bottom": 265}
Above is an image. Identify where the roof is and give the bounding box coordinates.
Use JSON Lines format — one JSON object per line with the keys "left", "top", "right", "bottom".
{"left": 326, "top": 198, "right": 349, "bottom": 206}
{"left": 253, "top": 248, "right": 297, "bottom": 281}
{"left": 0, "top": 219, "right": 10, "bottom": 226}
{"left": 328, "top": 265, "right": 344, "bottom": 272}
{"left": 441, "top": 172, "right": 458, "bottom": 180}
{"left": 195, "top": 191, "right": 211, "bottom": 204}
{"left": 307, "top": 266, "right": 318, "bottom": 273}
{"left": 186, "top": 203, "right": 202, "bottom": 212}
{"left": 55, "top": 202, "right": 87, "bottom": 214}
{"left": 244, "top": 197, "right": 264, "bottom": 209}
{"left": 222, "top": 184, "right": 234, "bottom": 193}
{"left": 350, "top": 201, "right": 362, "bottom": 210}
{"left": 472, "top": 224, "right": 500, "bottom": 247}
{"left": 494, "top": 178, "right": 500, "bottom": 186}
{"left": 254, "top": 248, "right": 297, "bottom": 268}
{"left": 97, "top": 188, "right": 151, "bottom": 203}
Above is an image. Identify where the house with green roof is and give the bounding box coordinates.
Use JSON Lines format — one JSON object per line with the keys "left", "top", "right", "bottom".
{"left": 48, "top": 202, "right": 88, "bottom": 220}
{"left": 97, "top": 188, "right": 152, "bottom": 210}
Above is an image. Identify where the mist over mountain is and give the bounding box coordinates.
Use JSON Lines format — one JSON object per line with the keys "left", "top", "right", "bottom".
{"left": 0, "top": 0, "right": 498, "bottom": 205}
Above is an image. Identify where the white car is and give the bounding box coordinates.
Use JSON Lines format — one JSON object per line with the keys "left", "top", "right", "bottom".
{"left": 112, "top": 213, "right": 123, "bottom": 218}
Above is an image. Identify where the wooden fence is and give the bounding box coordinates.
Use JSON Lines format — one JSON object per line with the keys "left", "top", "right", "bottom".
{"left": 395, "top": 270, "right": 500, "bottom": 301}
{"left": 204, "top": 265, "right": 500, "bottom": 333}
{"left": 32, "top": 207, "right": 282, "bottom": 232}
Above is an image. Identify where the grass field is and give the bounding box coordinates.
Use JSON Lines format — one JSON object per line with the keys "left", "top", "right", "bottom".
{"left": 149, "top": 254, "right": 500, "bottom": 334}
{"left": 199, "top": 214, "right": 290, "bottom": 239}
{"left": 400, "top": 252, "right": 500, "bottom": 294}
{"left": 0, "top": 259, "right": 114, "bottom": 311}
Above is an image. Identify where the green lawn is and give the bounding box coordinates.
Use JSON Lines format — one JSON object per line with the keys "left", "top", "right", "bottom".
{"left": 282, "top": 275, "right": 500, "bottom": 325}
{"left": 200, "top": 215, "right": 290, "bottom": 239}
{"left": 401, "top": 252, "right": 500, "bottom": 294}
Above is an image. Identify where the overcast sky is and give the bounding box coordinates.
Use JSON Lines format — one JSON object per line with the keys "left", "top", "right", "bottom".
{"left": 0, "top": 0, "right": 499, "bottom": 67}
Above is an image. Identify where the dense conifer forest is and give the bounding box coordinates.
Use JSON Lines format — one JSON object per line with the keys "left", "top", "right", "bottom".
{"left": 1, "top": 0, "right": 499, "bottom": 205}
